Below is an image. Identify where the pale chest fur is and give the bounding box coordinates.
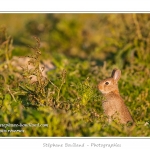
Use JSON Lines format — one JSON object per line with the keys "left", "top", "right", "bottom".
{"left": 102, "top": 93, "right": 124, "bottom": 117}
{"left": 102, "top": 93, "right": 133, "bottom": 124}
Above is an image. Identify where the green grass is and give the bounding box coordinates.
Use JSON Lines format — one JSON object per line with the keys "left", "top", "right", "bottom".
{"left": 0, "top": 14, "right": 150, "bottom": 136}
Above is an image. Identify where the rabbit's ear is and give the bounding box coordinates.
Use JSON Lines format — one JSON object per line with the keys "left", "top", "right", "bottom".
{"left": 111, "top": 69, "right": 121, "bottom": 82}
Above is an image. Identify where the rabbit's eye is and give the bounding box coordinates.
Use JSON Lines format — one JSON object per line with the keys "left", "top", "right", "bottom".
{"left": 105, "top": 82, "right": 109, "bottom": 85}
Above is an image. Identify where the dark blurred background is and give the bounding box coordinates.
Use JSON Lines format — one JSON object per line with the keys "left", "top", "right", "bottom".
{"left": 1, "top": 14, "right": 150, "bottom": 68}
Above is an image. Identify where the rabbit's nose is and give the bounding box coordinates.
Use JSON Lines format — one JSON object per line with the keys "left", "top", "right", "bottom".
{"left": 98, "top": 84, "right": 102, "bottom": 91}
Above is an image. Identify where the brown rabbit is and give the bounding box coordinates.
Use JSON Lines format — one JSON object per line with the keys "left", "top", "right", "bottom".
{"left": 98, "top": 69, "right": 134, "bottom": 124}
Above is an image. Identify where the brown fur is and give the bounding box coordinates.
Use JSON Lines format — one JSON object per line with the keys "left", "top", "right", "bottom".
{"left": 98, "top": 69, "right": 134, "bottom": 124}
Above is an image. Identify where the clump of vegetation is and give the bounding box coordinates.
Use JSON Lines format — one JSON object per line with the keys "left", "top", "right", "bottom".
{"left": 0, "top": 14, "right": 150, "bottom": 136}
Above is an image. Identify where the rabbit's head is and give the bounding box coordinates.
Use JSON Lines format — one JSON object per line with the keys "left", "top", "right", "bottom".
{"left": 98, "top": 69, "right": 121, "bottom": 94}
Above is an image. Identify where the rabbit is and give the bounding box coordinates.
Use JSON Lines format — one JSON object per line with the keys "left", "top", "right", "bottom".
{"left": 98, "top": 69, "right": 134, "bottom": 124}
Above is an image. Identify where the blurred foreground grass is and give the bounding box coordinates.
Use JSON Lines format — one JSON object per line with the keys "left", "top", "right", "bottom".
{"left": 0, "top": 14, "right": 150, "bottom": 136}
